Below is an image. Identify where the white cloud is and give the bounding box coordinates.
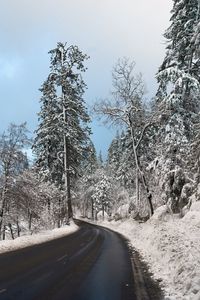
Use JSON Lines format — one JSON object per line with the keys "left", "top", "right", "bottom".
{"left": 0, "top": 0, "right": 173, "bottom": 153}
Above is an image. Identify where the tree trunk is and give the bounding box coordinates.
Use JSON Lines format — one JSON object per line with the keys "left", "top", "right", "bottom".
{"left": 8, "top": 223, "right": 14, "bottom": 240}
{"left": 28, "top": 210, "right": 32, "bottom": 231}
{"left": 0, "top": 178, "right": 8, "bottom": 240}
{"left": 95, "top": 210, "right": 98, "bottom": 221}
{"left": 135, "top": 169, "right": 139, "bottom": 206}
{"left": 62, "top": 107, "right": 73, "bottom": 221}
{"left": 66, "top": 144, "right": 73, "bottom": 219}
{"left": 91, "top": 198, "right": 94, "bottom": 220}
{"left": 61, "top": 47, "right": 73, "bottom": 222}
{"left": 2, "top": 225, "right": 6, "bottom": 240}
{"left": 57, "top": 220, "right": 61, "bottom": 228}
{"left": 129, "top": 120, "right": 154, "bottom": 217}
{"left": 16, "top": 217, "right": 20, "bottom": 237}
{"left": 48, "top": 199, "right": 51, "bottom": 213}
{"left": 102, "top": 202, "right": 105, "bottom": 221}
{"left": 140, "top": 173, "right": 154, "bottom": 216}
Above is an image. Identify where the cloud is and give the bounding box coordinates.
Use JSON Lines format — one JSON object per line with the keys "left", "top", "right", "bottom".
{"left": 0, "top": 0, "right": 172, "bottom": 154}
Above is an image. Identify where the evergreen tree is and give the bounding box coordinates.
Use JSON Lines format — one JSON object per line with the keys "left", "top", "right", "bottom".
{"left": 156, "top": 0, "right": 200, "bottom": 143}
{"left": 107, "top": 132, "right": 120, "bottom": 174}
{"left": 108, "top": 130, "right": 134, "bottom": 189}
{"left": 33, "top": 78, "right": 63, "bottom": 185}
{"left": 98, "top": 151, "right": 104, "bottom": 167}
{"left": 91, "top": 170, "right": 111, "bottom": 220}
{"left": 155, "top": 0, "right": 200, "bottom": 212}
{"left": 33, "top": 43, "right": 90, "bottom": 219}
{"left": 157, "top": 0, "right": 200, "bottom": 94}
{"left": 80, "top": 139, "right": 98, "bottom": 175}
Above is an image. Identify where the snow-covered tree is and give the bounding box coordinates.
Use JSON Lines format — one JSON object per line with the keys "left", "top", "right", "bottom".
{"left": 5, "top": 169, "right": 65, "bottom": 239}
{"left": 154, "top": 0, "right": 200, "bottom": 212}
{"left": 107, "top": 131, "right": 121, "bottom": 174}
{"left": 94, "top": 58, "right": 155, "bottom": 216}
{"left": 0, "top": 123, "right": 30, "bottom": 239}
{"left": 33, "top": 78, "right": 63, "bottom": 185}
{"left": 107, "top": 130, "right": 133, "bottom": 189}
{"left": 33, "top": 42, "right": 90, "bottom": 219}
{"left": 157, "top": 0, "right": 200, "bottom": 96}
{"left": 75, "top": 166, "right": 114, "bottom": 220}
{"left": 98, "top": 151, "right": 104, "bottom": 168}
{"left": 80, "top": 139, "right": 98, "bottom": 175}
{"left": 91, "top": 170, "right": 112, "bottom": 220}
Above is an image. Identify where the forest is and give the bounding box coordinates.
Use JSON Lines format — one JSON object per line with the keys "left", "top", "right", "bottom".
{"left": 0, "top": 0, "right": 200, "bottom": 241}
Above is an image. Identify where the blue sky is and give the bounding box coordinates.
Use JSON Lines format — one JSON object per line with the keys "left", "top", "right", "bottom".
{"left": 0, "top": 0, "right": 172, "bottom": 158}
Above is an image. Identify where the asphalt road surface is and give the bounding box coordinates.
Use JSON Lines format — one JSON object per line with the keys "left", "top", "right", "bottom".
{"left": 0, "top": 220, "right": 163, "bottom": 300}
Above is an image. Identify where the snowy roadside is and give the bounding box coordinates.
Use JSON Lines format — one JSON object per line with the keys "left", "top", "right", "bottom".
{"left": 95, "top": 206, "right": 200, "bottom": 300}
{"left": 0, "top": 222, "right": 79, "bottom": 254}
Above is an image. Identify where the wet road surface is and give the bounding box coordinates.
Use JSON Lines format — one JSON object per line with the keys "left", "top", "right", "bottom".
{"left": 0, "top": 220, "right": 163, "bottom": 299}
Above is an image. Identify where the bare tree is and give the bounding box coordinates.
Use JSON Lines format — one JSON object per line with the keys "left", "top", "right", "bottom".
{"left": 94, "top": 58, "right": 155, "bottom": 217}
{"left": 11, "top": 169, "right": 65, "bottom": 234}
{"left": 0, "top": 123, "right": 30, "bottom": 239}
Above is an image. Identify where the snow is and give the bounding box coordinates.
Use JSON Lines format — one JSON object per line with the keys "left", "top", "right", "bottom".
{"left": 0, "top": 221, "right": 79, "bottom": 254}
{"left": 96, "top": 207, "right": 200, "bottom": 300}
{"left": 97, "top": 210, "right": 109, "bottom": 221}
{"left": 116, "top": 203, "right": 130, "bottom": 218}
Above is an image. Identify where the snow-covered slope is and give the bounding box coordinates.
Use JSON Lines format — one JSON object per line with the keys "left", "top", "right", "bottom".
{"left": 99, "top": 204, "right": 200, "bottom": 300}
{"left": 0, "top": 221, "right": 79, "bottom": 254}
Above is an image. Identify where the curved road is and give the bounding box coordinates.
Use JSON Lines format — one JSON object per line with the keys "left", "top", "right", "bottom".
{"left": 0, "top": 220, "right": 163, "bottom": 300}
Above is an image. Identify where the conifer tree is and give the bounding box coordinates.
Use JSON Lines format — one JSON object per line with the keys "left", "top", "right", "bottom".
{"left": 33, "top": 78, "right": 63, "bottom": 185}
{"left": 98, "top": 151, "right": 104, "bottom": 168}
{"left": 80, "top": 139, "right": 98, "bottom": 175}
{"left": 107, "top": 131, "right": 120, "bottom": 174}
{"left": 155, "top": 0, "right": 200, "bottom": 212}
{"left": 156, "top": 0, "right": 200, "bottom": 143}
{"left": 33, "top": 43, "right": 90, "bottom": 219}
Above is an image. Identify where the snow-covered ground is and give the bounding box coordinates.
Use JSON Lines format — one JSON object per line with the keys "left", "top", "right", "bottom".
{"left": 0, "top": 221, "right": 79, "bottom": 254}
{"left": 1, "top": 206, "right": 199, "bottom": 299}
{"left": 97, "top": 203, "right": 200, "bottom": 300}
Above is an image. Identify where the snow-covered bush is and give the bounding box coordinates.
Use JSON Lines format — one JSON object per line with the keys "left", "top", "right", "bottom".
{"left": 2, "top": 169, "right": 65, "bottom": 239}
{"left": 115, "top": 204, "right": 130, "bottom": 220}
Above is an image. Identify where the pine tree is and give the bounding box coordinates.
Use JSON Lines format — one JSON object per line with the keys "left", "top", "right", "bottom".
{"left": 80, "top": 139, "right": 98, "bottom": 175}
{"left": 98, "top": 151, "right": 104, "bottom": 168}
{"left": 156, "top": 0, "right": 200, "bottom": 140}
{"left": 33, "top": 78, "right": 63, "bottom": 185}
{"left": 155, "top": 0, "right": 200, "bottom": 212}
{"left": 107, "top": 132, "right": 120, "bottom": 175}
{"left": 33, "top": 43, "right": 90, "bottom": 219}
{"left": 108, "top": 130, "right": 134, "bottom": 189}
{"left": 91, "top": 170, "right": 111, "bottom": 220}
{"left": 157, "top": 0, "right": 200, "bottom": 96}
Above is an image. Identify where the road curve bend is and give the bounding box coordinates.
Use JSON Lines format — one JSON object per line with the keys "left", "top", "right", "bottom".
{"left": 0, "top": 220, "right": 163, "bottom": 300}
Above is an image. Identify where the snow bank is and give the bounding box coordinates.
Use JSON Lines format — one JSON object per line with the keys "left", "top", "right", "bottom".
{"left": 116, "top": 203, "right": 130, "bottom": 218}
{"left": 182, "top": 202, "right": 200, "bottom": 227}
{"left": 97, "top": 210, "right": 109, "bottom": 220}
{"left": 0, "top": 221, "right": 79, "bottom": 254}
{"left": 98, "top": 208, "right": 200, "bottom": 300}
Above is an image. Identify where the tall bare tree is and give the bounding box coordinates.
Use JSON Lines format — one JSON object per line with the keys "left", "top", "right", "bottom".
{"left": 94, "top": 58, "right": 154, "bottom": 216}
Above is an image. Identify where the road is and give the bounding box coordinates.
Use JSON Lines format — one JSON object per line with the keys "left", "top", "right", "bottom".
{"left": 0, "top": 220, "right": 163, "bottom": 300}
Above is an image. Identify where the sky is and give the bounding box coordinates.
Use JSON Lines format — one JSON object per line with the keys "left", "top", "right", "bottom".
{"left": 0, "top": 0, "right": 172, "bottom": 158}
